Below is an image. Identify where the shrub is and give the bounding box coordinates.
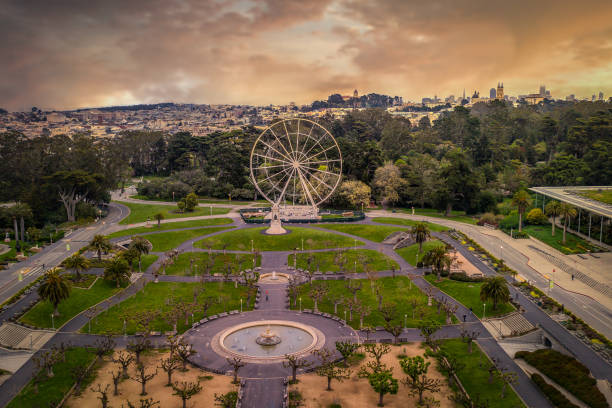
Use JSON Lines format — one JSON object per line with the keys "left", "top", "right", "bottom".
{"left": 499, "top": 212, "right": 519, "bottom": 231}
{"left": 515, "top": 349, "right": 607, "bottom": 408}
{"left": 449, "top": 272, "right": 485, "bottom": 282}
{"left": 531, "top": 374, "right": 579, "bottom": 408}
{"left": 477, "top": 212, "right": 498, "bottom": 226}
{"left": 512, "top": 231, "right": 529, "bottom": 239}
{"left": 526, "top": 208, "right": 548, "bottom": 225}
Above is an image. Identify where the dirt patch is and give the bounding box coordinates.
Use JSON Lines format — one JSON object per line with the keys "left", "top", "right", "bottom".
{"left": 289, "top": 342, "right": 454, "bottom": 407}
{"left": 66, "top": 350, "right": 236, "bottom": 408}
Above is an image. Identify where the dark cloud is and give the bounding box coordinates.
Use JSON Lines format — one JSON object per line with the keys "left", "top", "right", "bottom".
{"left": 0, "top": 0, "right": 610, "bottom": 110}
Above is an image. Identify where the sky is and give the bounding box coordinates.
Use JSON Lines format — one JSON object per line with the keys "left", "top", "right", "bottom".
{"left": 1, "top": 0, "right": 611, "bottom": 111}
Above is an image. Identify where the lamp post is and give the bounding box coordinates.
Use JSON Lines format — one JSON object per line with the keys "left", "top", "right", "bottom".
{"left": 299, "top": 297, "right": 302, "bottom": 313}
{"left": 354, "top": 239, "right": 357, "bottom": 251}
{"left": 344, "top": 310, "right": 347, "bottom": 323}
{"left": 500, "top": 245, "right": 503, "bottom": 260}
{"left": 404, "top": 314, "right": 407, "bottom": 330}
{"left": 483, "top": 303, "right": 486, "bottom": 319}
{"left": 301, "top": 238, "right": 304, "bottom": 251}
{"left": 251, "top": 239, "right": 254, "bottom": 252}
{"left": 210, "top": 206, "right": 212, "bottom": 216}
{"left": 51, "top": 314, "right": 54, "bottom": 330}
{"left": 354, "top": 260, "right": 357, "bottom": 274}
{"left": 240, "top": 298, "right": 243, "bottom": 313}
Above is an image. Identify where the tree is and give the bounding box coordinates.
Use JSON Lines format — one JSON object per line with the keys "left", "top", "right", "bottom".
{"left": 125, "top": 397, "right": 160, "bottom": 408}
{"left": 314, "top": 348, "right": 351, "bottom": 391}
{"left": 337, "top": 180, "right": 371, "bottom": 209}
{"left": 130, "top": 363, "right": 157, "bottom": 395}
{"left": 38, "top": 268, "right": 70, "bottom": 316}
{"left": 177, "top": 200, "right": 185, "bottom": 213}
{"left": 400, "top": 356, "right": 441, "bottom": 405}
{"left": 545, "top": 200, "right": 562, "bottom": 236}
{"left": 120, "top": 247, "right": 139, "bottom": 272}
{"left": 418, "top": 321, "right": 441, "bottom": 351}
{"left": 436, "top": 350, "right": 465, "bottom": 387}
{"left": 345, "top": 280, "right": 362, "bottom": 303}
{"left": 172, "top": 380, "right": 202, "bottom": 408}
{"left": 175, "top": 338, "right": 195, "bottom": 371}
{"left": 91, "top": 384, "right": 111, "bottom": 408}
{"left": 434, "top": 149, "right": 478, "bottom": 216}
{"left": 460, "top": 326, "right": 480, "bottom": 354}
{"left": 227, "top": 357, "right": 245, "bottom": 384}
{"left": 480, "top": 276, "right": 509, "bottom": 311}
{"left": 153, "top": 212, "right": 165, "bottom": 226}
{"left": 309, "top": 282, "right": 329, "bottom": 312}
{"left": 511, "top": 190, "right": 532, "bottom": 233}
{"left": 283, "top": 354, "right": 312, "bottom": 383}
{"left": 497, "top": 368, "right": 518, "bottom": 399}
{"left": 559, "top": 202, "right": 577, "bottom": 244}
{"left": 160, "top": 356, "right": 181, "bottom": 386}
{"left": 363, "top": 343, "right": 391, "bottom": 366}
{"left": 422, "top": 246, "right": 452, "bottom": 281}
{"left": 372, "top": 162, "right": 402, "bottom": 207}
{"left": 104, "top": 257, "right": 131, "bottom": 288}
{"left": 130, "top": 236, "right": 151, "bottom": 272}
{"left": 215, "top": 391, "right": 238, "bottom": 408}
{"left": 363, "top": 364, "right": 399, "bottom": 407}
{"left": 34, "top": 348, "right": 62, "bottom": 378}
{"left": 127, "top": 337, "right": 152, "bottom": 365}
{"left": 110, "top": 369, "right": 122, "bottom": 395}
{"left": 44, "top": 170, "right": 105, "bottom": 222}
{"left": 411, "top": 222, "right": 431, "bottom": 254}
{"left": 335, "top": 340, "right": 360, "bottom": 365}
{"left": 113, "top": 351, "right": 134, "bottom": 379}
{"left": 183, "top": 192, "right": 198, "bottom": 211}
{"left": 90, "top": 234, "right": 112, "bottom": 261}
{"left": 94, "top": 335, "right": 116, "bottom": 359}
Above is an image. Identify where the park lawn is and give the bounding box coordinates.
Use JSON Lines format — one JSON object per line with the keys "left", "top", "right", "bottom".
{"left": 164, "top": 252, "right": 261, "bottom": 276}
{"left": 522, "top": 225, "right": 602, "bottom": 254}
{"left": 116, "top": 201, "right": 231, "bottom": 225}
{"left": 397, "top": 208, "right": 478, "bottom": 225}
{"left": 132, "top": 254, "right": 158, "bottom": 272}
{"left": 19, "top": 276, "right": 124, "bottom": 329}
{"left": 195, "top": 227, "right": 362, "bottom": 251}
{"left": 425, "top": 275, "right": 514, "bottom": 318}
{"left": 107, "top": 218, "right": 234, "bottom": 239}
{"left": 578, "top": 189, "right": 612, "bottom": 205}
{"left": 439, "top": 339, "right": 525, "bottom": 408}
{"left": 287, "top": 249, "right": 399, "bottom": 274}
{"left": 6, "top": 347, "right": 97, "bottom": 408}
{"left": 372, "top": 217, "right": 449, "bottom": 232}
{"left": 89, "top": 281, "right": 251, "bottom": 334}
{"left": 141, "top": 227, "right": 232, "bottom": 252}
{"left": 316, "top": 224, "right": 408, "bottom": 243}
{"left": 396, "top": 240, "right": 446, "bottom": 266}
{"left": 293, "top": 276, "right": 448, "bottom": 328}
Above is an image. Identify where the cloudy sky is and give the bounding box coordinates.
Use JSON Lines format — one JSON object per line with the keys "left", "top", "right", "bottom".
{"left": 1, "top": 0, "right": 611, "bottom": 111}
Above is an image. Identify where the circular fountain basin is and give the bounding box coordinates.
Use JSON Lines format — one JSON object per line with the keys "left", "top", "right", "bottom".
{"left": 217, "top": 320, "right": 323, "bottom": 361}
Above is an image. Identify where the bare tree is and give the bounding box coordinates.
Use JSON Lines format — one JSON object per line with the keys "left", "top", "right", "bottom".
{"left": 313, "top": 348, "right": 351, "bottom": 391}
{"left": 363, "top": 343, "right": 391, "bottom": 366}
{"left": 226, "top": 357, "right": 246, "bottom": 384}
{"left": 460, "top": 325, "right": 480, "bottom": 354}
{"left": 91, "top": 384, "right": 111, "bottom": 408}
{"left": 497, "top": 368, "right": 518, "bottom": 399}
{"left": 309, "top": 282, "right": 329, "bottom": 312}
{"left": 160, "top": 356, "right": 181, "bottom": 386}
{"left": 354, "top": 300, "right": 371, "bottom": 329}
{"left": 34, "top": 348, "right": 62, "bottom": 378}
{"left": 283, "top": 354, "right": 312, "bottom": 383}
{"left": 71, "top": 364, "right": 90, "bottom": 395}
{"left": 172, "top": 381, "right": 202, "bottom": 408}
{"left": 345, "top": 280, "right": 362, "bottom": 302}
{"left": 131, "top": 363, "right": 157, "bottom": 395}
{"left": 125, "top": 397, "right": 160, "bottom": 408}
{"left": 175, "top": 339, "right": 195, "bottom": 371}
{"left": 439, "top": 297, "right": 458, "bottom": 325}
{"left": 386, "top": 324, "right": 404, "bottom": 344}
{"left": 94, "top": 334, "right": 116, "bottom": 360}
{"left": 113, "top": 351, "right": 134, "bottom": 379}
{"left": 110, "top": 369, "right": 122, "bottom": 395}
{"left": 127, "top": 337, "right": 152, "bottom": 365}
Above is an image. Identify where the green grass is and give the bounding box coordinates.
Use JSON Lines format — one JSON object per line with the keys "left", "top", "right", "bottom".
{"left": 293, "top": 277, "right": 448, "bottom": 328}
{"left": 439, "top": 339, "right": 525, "bottom": 408}
{"left": 195, "top": 227, "right": 362, "bottom": 251}
{"left": 164, "top": 252, "right": 261, "bottom": 276}
{"left": 132, "top": 254, "right": 158, "bottom": 272}
{"left": 89, "top": 281, "right": 251, "bottom": 334}
{"left": 316, "top": 224, "right": 408, "bottom": 243}
{"left": 65, "top": 273, "right": 97, "bottom": 288}
{"left": 397, "top": 208, "right": 477, "bottom": 224}
{"left": 371, "top": 217, "right": 449, "bottom": 232}
{"left": 522, "top": 225, "right": 603, "bottom": 254}
{"left": 425, "top": 275, "right": 514, "bottom": 318}
{"left": 287, "top": 249, "right": 398, "bottom": 274}
{"left": 578, "top": 189, "right": 612, "bottom": 205}
{"left": 107, "top": 218, "right": 234, "bottom": 239}
{"left": 19, "top": 276, "right": 123, "bottom": 329}
{"left": 116, "top": 201, "right": 231, "bottom": 225}
{"left": 396, "top": 240, "right": 446, "bottom": 266}
{"left": 140, "top": 227, "right": 232, "bottom": 252}
{"left": 7, "top": 347, "right": 97, "bottom": 408}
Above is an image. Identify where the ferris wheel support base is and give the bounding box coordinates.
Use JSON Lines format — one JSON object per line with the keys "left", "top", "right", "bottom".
{"left": 265, "top": 206, "right": 288, "bottom": 235}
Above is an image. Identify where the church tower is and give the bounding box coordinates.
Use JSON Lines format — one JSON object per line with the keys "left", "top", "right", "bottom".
{"left": 353, "top": 89, "right": 359, "bottom": 109}
{"left": 496, "top": 82, "right": 504, "bottom": 100}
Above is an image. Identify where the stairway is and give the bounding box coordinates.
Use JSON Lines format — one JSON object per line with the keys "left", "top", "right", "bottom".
{"left": 0, "top": 323, "right": 54, "bottom": 350}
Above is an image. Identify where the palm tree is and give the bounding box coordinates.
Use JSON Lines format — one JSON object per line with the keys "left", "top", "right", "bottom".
{"left": 153, "top": 212, "right": 165, "bottom": 227}
{"left": 130, "top": 236, "right": 150, "bottom": 272}
{"left": 511, "top": 190, "right": 532, "bottom": 233}
{"left": 63, "top": 253, "right": 90, "bottom": 282}
{"left": 411, "top": 223, "right": 431, "bottom": 255}
{"left": 90, "top": 235, "right": 112, "bottom": 261}
{"left": 120, "top": 247, "right": 139, "bottom": 272}
{"left": 104, "top": 257, "right": 131, "bottom": 288}
{"left": 38, "top": 268, "right": 71, "bottom": 317}
{"left": 559, "top": 203, "right": 577, "bottom": 244}
{"left": 422, "top": 245, "right": 452, "bottom": 281}
{"left": 545, "top": 201, "right": 562, "bottom": 236}
{"left": 479, "top": 276, "right": 509, "bottom": 311}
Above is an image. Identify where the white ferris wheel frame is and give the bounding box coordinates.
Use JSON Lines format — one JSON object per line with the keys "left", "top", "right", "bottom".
{"left": 249, "top": 118, "right": 342, "bottom": 208}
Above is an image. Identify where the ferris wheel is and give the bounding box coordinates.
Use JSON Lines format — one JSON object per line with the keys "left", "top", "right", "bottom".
{"left": 250, "top": 118, "right": 342, "bottom": 208}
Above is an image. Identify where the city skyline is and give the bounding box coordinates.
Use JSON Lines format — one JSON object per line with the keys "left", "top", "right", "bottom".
{"left": 1, "top": 0, "right": 612, "bottom": 111}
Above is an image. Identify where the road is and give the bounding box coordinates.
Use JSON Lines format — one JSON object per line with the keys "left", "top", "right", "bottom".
{"left": 0, "top": 202, "right": 129, "bottom": 304}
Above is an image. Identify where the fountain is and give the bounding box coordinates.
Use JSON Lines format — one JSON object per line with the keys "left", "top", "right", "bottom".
{"left": 255, "top": 326, "right": 282, "bottom": 346}
{"left": 271, "top": 271, "right": 278, "bottom": 280}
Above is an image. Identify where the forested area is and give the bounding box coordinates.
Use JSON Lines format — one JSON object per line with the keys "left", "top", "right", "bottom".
{"left": 0, "top": 100, "right": 610, "bottom": 233}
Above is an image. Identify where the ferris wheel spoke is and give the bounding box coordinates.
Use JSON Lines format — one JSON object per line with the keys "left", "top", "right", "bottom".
{"left": 296, "top": 167, "right": 319, "bottom": 206}
{"left": 301, "top": 164, "right": 341, "bottom": 180}
{"left": 300, "top": 128, "right": 326, "bottom": 159}
{"left": 300, "top": 166, "right": 334, "bottom": 191}
{"left": 295, "top": 119, "right": 300, "bottom": 159}
{"left": 274, "top": 168, "right": 296, "bottom": 206}
{"left": 256, "top": 140, "right": 293, "bottom": 163}
{"left": 302, "top": 158, "right": 342, "bottom": 166}
{"left": 303, "top": 144, "right": 338, "bottom": 162}
{"left": 258, "top": 166, "right": 292, "bottom": 187}
{"left": 252, "top": 163, "right": 291, "bottom": 171}
{"left": 282, "top": 120, "right": 296, "bottom": 159}
{"left": 269, "top": 127, "right": 294, "bottom": 161}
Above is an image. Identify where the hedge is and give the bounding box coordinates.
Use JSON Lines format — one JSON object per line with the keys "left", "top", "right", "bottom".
{"left": 449, "top": 272, "right": 485, "bottom": 282}
{"left": 531, "top": 374, "right": 579, "bottom": 408}
{"left": 515, "top": 349, "right": 607, "bottom": 408}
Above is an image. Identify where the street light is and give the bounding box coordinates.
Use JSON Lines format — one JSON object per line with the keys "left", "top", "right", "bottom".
{"left": 404, "top": 314, "right": 407, "bottom": 330}
{"left": 344, "top": 310, "right": 347, "bottom": 322}
{"left": 51, "top": 314, "right": 55, "bottom": 330}
{"left": 251, "top": 239, "right": 254, "bottom": 252}
{"left": 301, "top": 238, "right": 304, "bottom": 251}
{"left": 299, "top": 297, "right": 302, "bottom": 313}
{"left": 240, "top": 298, "right": 243, "bottom": 313}
{"left": 483, "top": 303, "right": 486, "bottom": 319}
{"left": 354, "top": 239, "right": 357, "bottom": 250}
{"left": 500, "top": 245, "right": 503, "bottom": 260}
{"left": 354, "top": 260, "right": 357, "bottom": 274}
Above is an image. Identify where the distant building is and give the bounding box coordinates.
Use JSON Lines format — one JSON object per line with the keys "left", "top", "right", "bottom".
{"left": 353, "top": 89, "right": 359, "bottom": 109}
{"left": 566, "top": 94, "right": 576, "bottom": 101}
{"left": 539, "top": 85, "right": 546, "bottom": 96}
{"left": 599, "top": 91, "right": 604, "bottom": 100}
{"left": 490, "top": 88, "right": 496, "bottom": 99}
{"left": 496, "top": 82, "right": 504, "bottom": 100}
